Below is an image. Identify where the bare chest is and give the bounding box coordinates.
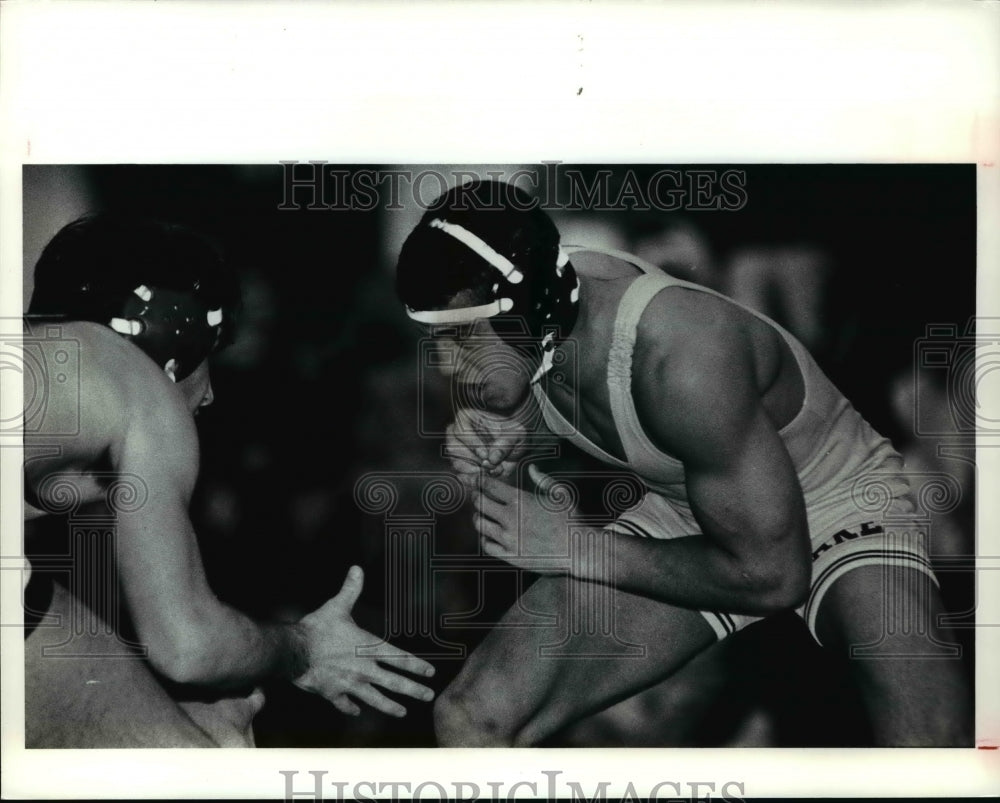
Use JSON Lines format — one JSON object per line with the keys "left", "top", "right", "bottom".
{"left": 542, "top": 290, "right": 633, "bottom": 463}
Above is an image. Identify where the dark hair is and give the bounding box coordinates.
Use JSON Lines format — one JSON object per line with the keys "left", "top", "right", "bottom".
{"left": 29, "top": 214, "right": 239, "bottom": 325}
{"left": 395, "top": 180, "right": 561, "bottom": 312}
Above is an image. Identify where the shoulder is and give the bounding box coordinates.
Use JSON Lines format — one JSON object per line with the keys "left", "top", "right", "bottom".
{"left": 37, "top": 321, "right": 197, "bottom": 465}
{"left": 634, "top": 286, "right": 752, "bottom": 390}
{"left": 569, "top": 249, "right": 638, "bottom": 281}
{"left": 630, "top": 288, "right": 760, "bottom": 459}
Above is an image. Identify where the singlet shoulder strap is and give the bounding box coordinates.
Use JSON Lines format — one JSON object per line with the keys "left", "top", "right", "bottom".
{"left": 546, "top": 246, "right": 686, "bottom": 468}
{"left": 605, "top": 272, "right": 679, "bottom": 464}
{"left": 558, "top": 246, "right": 817, "bottom": 475}
{"left": 534, "top": 247, "right": 686, "bottom": 467}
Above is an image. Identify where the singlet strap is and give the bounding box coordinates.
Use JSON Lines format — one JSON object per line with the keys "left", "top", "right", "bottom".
{"left": 606, "top": 272, "right": 681, "bottom": 467}
{"left": 531, "top": 245, "right": 608, "bottom": 458}
{"left": 534, "top": 245, "right": 818, "bottom": 489}
{"left": 532, "top": 248, "right": 682, "bottom": 467}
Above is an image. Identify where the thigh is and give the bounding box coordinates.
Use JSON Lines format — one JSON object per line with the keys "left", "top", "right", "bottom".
{"left": 447, "top": 574, "right": 717, "bottom": 745}
{"left": 813, "top": 564, "right": 972, "bottom": 746}
{"left": 814, "top": 561, "right": 961, "bottom": 657}
{"left": 177, "top": 688, "right": 265, "bottom": 748}
{"left": 556, "top": 638, "right": 739, "bottom": 746}
{"left": 25, "top": 581, "right": 218, "bottom": 748}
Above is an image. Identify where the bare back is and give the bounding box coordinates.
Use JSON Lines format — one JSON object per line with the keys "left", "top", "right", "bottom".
{"left": 23, "top": 320, "right": 196, "bottom": 521}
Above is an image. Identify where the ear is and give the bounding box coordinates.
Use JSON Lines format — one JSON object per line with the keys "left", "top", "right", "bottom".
{"left": 164, "top": 358, "right": 179, "bottom": 383}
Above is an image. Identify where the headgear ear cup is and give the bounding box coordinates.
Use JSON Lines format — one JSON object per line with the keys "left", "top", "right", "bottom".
{"left": 28, "top": 215, "right": 239, "bottom": 380}
{"left": 109, "top": 285, "right": 226, "bottom": 380}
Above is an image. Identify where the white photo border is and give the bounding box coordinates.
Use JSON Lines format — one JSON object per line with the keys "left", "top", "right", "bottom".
{"left": 2, "top": 0, "right": 998, "bottom": 799}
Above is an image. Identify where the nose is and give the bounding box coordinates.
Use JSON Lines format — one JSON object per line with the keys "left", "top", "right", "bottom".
{"left": 200, "top": 380, "right": 215, "bottom": 408}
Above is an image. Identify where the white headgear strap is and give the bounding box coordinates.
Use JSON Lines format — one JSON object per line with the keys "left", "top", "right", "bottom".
{"left": 406, "top": 298, "right": 514, "bottom": 325}
{"left": 429, "top": 219, "right": 524, "bottom": 284}
{"left": 407, "top": 221, "right": 574, "bottom": 384}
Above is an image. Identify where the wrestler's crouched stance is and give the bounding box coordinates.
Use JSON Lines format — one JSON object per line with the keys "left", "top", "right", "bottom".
{"left": 393, "top": 180, "right": 972, "bottom": 747}
{"left": 434, "top": 534, "right": 971, "bottom": 747}
{"left": 23, "top": 216, "right": 435, "bottom": 747}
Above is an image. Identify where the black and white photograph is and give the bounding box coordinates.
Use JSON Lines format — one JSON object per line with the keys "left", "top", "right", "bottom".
{"left": 2, "top": 2, "right": 999, "bottom": 801}
{"left": 14, "top": 160, "right": 978, "bottom": 748}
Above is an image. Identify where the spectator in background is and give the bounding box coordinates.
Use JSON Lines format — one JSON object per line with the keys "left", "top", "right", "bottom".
{"left": 631, "top": 214, "right": 726, "bottom": 292}
{"left": 726, "top": 244, "right": 835, "bottom": 361}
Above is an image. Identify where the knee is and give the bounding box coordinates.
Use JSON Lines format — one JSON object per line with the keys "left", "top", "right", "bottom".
{"left": 433, "top": 683, "right": 513, "bottom": 747}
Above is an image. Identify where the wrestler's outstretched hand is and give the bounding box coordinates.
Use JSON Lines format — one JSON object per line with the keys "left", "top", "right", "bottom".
{"left": 445, "top": 407, "right": 529, "bottom": 489}
{"left": 292, "top": 566, "right": 435, "bottom": 717}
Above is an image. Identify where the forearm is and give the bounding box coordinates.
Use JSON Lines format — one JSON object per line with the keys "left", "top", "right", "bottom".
{"left": 573, "top": 530, "right": 803, "bottom": 616}
{"left": 144, "top": 602, "right": 309, "bottom": 689}
{"left": 151, "top": 564, "right": 436, "bottom": 715}
{"left": 204, "top": 608, "right": 309, "bottom": 686}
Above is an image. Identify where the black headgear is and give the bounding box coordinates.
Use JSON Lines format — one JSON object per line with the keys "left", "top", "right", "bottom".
{"left": 397, "top": 181, "right": 580, "bottom": 383}
{"left": 28, "top": 215, "right": 238, "bottom": 380}
{"left": 104, "top": 282, "right": 228, "bottom": 379}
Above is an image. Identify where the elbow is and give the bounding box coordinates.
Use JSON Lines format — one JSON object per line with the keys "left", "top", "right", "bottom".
{"left": 156, "top": 649, "right": 213, "bottom": 686}
{"left": 760, "top": 570, "right": 810, "bottom": 613}
{"left": 145, "top": 625, "right": 217, "bottom": 685}
{"left": 734, "top": 560, "right": 810, "bottom": 616}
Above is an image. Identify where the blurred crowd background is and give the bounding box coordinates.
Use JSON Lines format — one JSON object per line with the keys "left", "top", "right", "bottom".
{"left": 22, "top": 164, "right": 976, "bottom": 747}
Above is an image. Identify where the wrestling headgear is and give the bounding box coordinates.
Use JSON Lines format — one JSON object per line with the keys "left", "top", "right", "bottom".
{"left": 28, "top": 215, "right": 239, "bottom": 381}
{"left": 396, "top": 180, "right": 580, "bottom": 383}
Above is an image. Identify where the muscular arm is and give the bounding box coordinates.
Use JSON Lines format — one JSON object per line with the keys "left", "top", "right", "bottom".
{"left": 478, "top": 301, "right": 813, "bottom": 615}
{"left": 577, "top": 314, "right": 812, "bottom": 615}
{"left": 110, "top": 386, "right": 305, "bottom": 687}
{"left": 27, "top": 323, "right": 434, "bottom": 716}
{"left": 106, "top": 363, "right": 434, "bottom": 714}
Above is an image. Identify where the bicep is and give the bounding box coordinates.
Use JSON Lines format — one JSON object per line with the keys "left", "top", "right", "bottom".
{"left": 683, "top": 406, "right": 808, "bottom": 565}
{"left": 110, "top": 399, "right": 215, "bottom": 646}
{"left": 637, "top": 340, "right": 808, "bottom": 564}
